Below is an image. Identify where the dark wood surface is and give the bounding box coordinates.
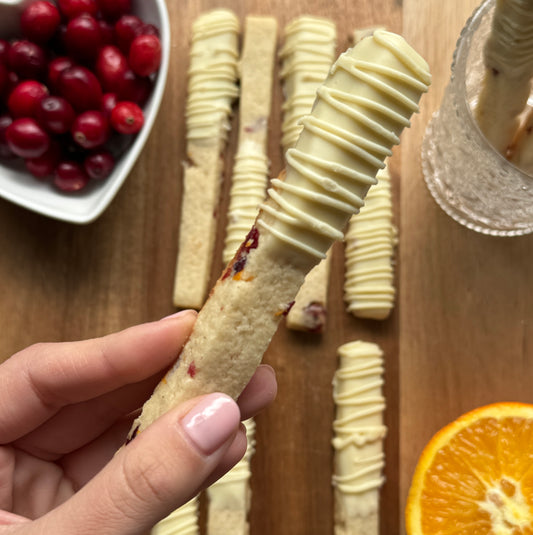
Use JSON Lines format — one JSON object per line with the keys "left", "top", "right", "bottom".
{"left": 3, "top": 1, "right": 532, "bottom": 534}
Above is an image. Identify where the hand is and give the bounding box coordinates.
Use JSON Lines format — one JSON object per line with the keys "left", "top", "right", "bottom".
{"left": 0, "top": 310, "right": 277, "bottom": 534}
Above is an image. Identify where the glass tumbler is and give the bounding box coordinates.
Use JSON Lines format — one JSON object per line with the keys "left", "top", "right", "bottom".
{"left": 421, "top": 0, "right": 533, "bottom": 236}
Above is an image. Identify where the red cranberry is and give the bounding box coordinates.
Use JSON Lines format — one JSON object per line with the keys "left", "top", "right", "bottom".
{"left": 0, "top": 114, "right": 14, "bottom": 158}
{"left": 8, "top": 80, "right": 49, "bottom": 118}
{"left": 0, "top": 40, "right": 10, "bottom": 65}
{"left": 36, "top": 96, "right": 75, "bottom": 134}
{"left": 96, "top": 0, "right": 131, "bottom": 21}
{"left": 54, "top": 160, "right": 89, "bottom": 191}
{"left": 47, "top": 56, "right": 75, "bottom": 92}
{"left": 84, "top": 148, "right": 114, "bottom": 179}
{"left": 129, "top": 34, "right": 162, "bottom": 77}
{"left": 114, "top": 14, "right": 143, "bottom": 53}
{"left": 101, "top": 92, "right": 117, "bottom": 115}
{"left": 25, "top": 142, "right": 61, "bottom": 178}
{"left": 64, "top": 14, "right": 102, "bottom": 61}
{"left": 20, "top": 1, "right": 61, "bottom": 44}
{"left": 57, "top": 0, "right": 98, "bottom": 19}
{"left": 95, "top": 45, "right": 128, "bottom": 93}
{"left": 8, "top": 40, "right": 47, "bottom": 80}
{"left": 72, "top": 110, "right": 109, "bottom": 148}
{"left": 97, "top": 19, "right": 115, "bottom": 46}
{"left": 117, "top": 68, "right": 152, "bottom": 105}
{"left": 58, "top": 65, "right": 102, "bottom": 111}
{"left": 110, "top": 101, "right": 143, "bottom": 134}
{"left": 6, "top": 118, "right": 50, "bottom": 158}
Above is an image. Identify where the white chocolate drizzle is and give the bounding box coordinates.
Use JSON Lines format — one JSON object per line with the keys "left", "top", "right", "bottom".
{"left": 279, "top": 16, "right": 337, "bottom": 151}
{"left": 151, "top": 497, "right": 199, "bottom": 535}
{"left": 258, "top": 30, "right": 431, "bottom": 261}
{"left": 332, "top": 341, "right": 386, "bottom": 515}
{"left": 186, "top": 10, "right": 240, "bottom": 141}
{"left": 344, "top": 163, "right": 396, "bottom": 319}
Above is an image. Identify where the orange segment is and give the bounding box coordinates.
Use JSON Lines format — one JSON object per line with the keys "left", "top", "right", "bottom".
{"left": 406, "top": 402, "right": 533, "bottom": 535}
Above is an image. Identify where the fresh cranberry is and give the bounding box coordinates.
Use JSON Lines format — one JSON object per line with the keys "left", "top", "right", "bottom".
{"left": 101, "top": 92, "right": 117, "bottom": 115}
{"left": 47, "top": 56, "right": 75, "bottom": 92}
{"left": 129, "top": 34, "right": 161, "bottom": 77}
{"left": 110, "top": 101, "right": 143, "bottom": 134}
{"left": 54, "top": 160, "right": 89, "bottom": 191}
{"left": 95, "top": 45, "right": 128, "bottom": 93}
{"left": 6, "top": 118, "right": 50, "bottom": 158}
{"left": 64, "top": 14, "right": 102, "bottom": 61}
{"left": 25, "top": 142, "right": 60, "bottom": 178}
{"left": 36, "top": 96, "right": 75, "bottom": 134}
{"left": 114, "top": 14, "right": 143, "bottom": 53}
{"left": 84, "top": 148, "right": 114, "bottom": 179}
{"left": 0, "top": 40, "right": 10, "bottom": 65}
{"left": 117, "top": 68, "right": 152, "bottom": 105}
{"left": 8, "top": 40, "right": 47, "bottom": 80}
{"left": 58, "top": 65, "right": 102, "bottom": 111}
{"left": 71, "top": 110, "right": 109, "bottom": 148}
{"left": 96, "top": 0, "right": 131, "bottom": 21}
{"left": 97, "top": 19, "right": 115, "bottom": 46}
{"left": 8, "top": 80, "right": 48, "bottom": 118}
{"left": 20, "top": 1, "right": 61, "bottom": 44}
{"left": 0, "top": 114, "right": 14, "bottom": 158}
{"left": 57, "top": 0, "right": 98, "bottom": 19}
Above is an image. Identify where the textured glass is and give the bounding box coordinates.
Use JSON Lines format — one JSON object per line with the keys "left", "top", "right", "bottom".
{"left": 422, "top": 0, "right": 533, "bottom": 236}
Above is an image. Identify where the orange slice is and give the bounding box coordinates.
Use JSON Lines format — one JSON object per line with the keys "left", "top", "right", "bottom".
{"left": 406, "top": 402, "right": 533, "bottom": 534}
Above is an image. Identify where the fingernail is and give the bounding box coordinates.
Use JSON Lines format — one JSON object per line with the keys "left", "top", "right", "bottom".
{"left": 161, "top": 309, "right": 196, "bottom": 321}
{"left": 181, "top": 393, "right": 240, "bottom": 454}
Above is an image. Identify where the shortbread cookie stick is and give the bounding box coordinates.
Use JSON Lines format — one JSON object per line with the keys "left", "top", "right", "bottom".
{"left": 343, "top": 163, "right": 396, "bottom": 320}
{"left": 332, "top": 341, "right": 386, "bottom": 535}
{"left": 223, "top": 16, "right": 278, "bottom": 264}
{"left": 281, "top": 16, "right": 337, "bottom": 333}
{"left": 173, "top": 10, "right": 240, "bottom": 309}
{"left": 127, "top": 31, "right": 431, "bottom": 441}
{"left": 475, "top": 0, "right": 533, "bottom": 153}
{"left": 151, "top": 497, "right": 199, "bottom": 535}
{"left": 206, "top": 419, "right": 256, "bottom": 535}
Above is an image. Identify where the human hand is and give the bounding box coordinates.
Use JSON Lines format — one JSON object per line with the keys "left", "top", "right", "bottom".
{"left": 0, "top": 310, "right": 277, "bottom": 534}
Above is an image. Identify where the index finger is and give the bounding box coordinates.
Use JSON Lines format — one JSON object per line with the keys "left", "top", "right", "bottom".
{"left": 0, "top": 311, "right": 196, "bottom": 443}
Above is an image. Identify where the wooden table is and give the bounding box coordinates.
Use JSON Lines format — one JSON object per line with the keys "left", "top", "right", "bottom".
{"left": 2, "top": 0, "right": 532, "bottom": 533}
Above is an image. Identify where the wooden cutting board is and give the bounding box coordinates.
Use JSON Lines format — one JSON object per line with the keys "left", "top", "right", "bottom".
{"left": 1, "top": 0, "right": 532, "bottom": 534}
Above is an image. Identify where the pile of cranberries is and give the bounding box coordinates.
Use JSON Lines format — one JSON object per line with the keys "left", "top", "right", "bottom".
{"left": 0, "top": 0, "right": 162, "bottom": 192}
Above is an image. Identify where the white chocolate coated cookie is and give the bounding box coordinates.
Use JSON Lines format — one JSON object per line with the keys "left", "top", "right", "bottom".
{"left": 343, "top": 163, "right": 395, "bottom": 320}
{"left": 332, "top": 341, "right": 386, "bottom": 535}
{"left": 128, "top": 31, "right": 430, "bottom": 441}
{"left": 174, "top": 9, "right": 240, "bottom": 309}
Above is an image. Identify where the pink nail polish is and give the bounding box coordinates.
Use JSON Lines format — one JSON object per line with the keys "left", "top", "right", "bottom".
{"left": 181, "top": 393, "right": 240, "bottom": 454}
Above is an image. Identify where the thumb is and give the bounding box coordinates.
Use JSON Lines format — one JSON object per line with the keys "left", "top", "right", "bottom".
{"left": 39, "top": 393, "right": 244, "bottom": 535}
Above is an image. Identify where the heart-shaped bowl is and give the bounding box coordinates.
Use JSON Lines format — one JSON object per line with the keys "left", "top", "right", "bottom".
{"left": 0, "top": 0, "right": 170, "bottom": 224}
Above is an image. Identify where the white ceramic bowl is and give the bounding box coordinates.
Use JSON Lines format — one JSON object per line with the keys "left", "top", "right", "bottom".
{"left": 0, "top": 0, "right": 170, "bottom": 224}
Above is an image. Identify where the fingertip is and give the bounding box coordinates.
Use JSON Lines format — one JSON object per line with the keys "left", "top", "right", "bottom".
{"left": 238, "top": 364, "right": 278, "bottom": 420}
{"left": 160, "top": 309, "right": 198, "bottom": 322}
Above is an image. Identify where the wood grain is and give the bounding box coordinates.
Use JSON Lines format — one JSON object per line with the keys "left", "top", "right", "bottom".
{"left": 400, "top": 0, "right": 533, "bottom": 533}
{"left": 4, "top": 1, "right": 531, "bottom": 534}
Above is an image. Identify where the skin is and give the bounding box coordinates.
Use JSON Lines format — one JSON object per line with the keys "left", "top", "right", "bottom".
{"left": 0, "top": 310, "right": 277, "bottom": 534}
